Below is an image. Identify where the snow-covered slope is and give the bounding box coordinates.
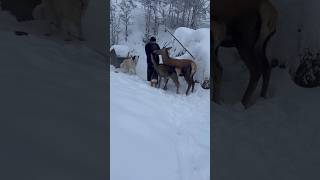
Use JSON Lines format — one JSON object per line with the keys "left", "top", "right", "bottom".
{"left": 0, "top": 11, "right": 107, "bottom": 179}
{"left": 110, "top": 67, "right": 210, "bottom": 180}
{"left": 110, "top": 2, "right": 210, "bottom": 180}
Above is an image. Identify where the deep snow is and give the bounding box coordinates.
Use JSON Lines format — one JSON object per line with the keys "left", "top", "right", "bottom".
{"left": 110, "top": 67, "right": 210, "bottom": 180}
{"left": 110, "top": 1, "right": 210, "bottom": 180}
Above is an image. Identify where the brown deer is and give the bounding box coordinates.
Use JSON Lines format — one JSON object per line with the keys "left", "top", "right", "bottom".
{"left": 212, "top": 0, "right": 278, "bottom": 108}
{"left": 150, "top": 53, "right": 180, "bottom": 94}
{"left": 153, "top": 47, "right": 197, "bottom": 95}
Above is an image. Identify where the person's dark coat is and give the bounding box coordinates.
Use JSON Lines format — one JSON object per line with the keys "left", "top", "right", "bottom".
{"left": 145, "top": 41, "right": 160, "bottom": 81}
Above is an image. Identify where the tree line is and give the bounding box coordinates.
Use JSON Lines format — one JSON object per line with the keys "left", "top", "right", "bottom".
{"left": 110, "top": 0, "right": 209, "bottom": 44}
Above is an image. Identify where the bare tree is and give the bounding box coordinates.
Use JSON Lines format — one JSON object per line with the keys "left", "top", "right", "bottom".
{"left": 119, "top": 0, "right": 136, "bottom": 42}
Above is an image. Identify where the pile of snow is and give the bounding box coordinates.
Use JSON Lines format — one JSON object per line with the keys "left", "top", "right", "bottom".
{"left": 110, "top": 45, "right": 132, "bottom": 57}
{"left": 171, "top": 27, "right": 210, "bottom": 81}
{"left": 110, "top": 67, "right": 210, "bottom": 180}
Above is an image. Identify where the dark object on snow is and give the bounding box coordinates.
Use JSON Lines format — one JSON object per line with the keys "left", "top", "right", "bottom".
{"left": 145, "top": 39, "right": 160, "bottom": 81}
{"left": 1, "top": 0, "right": 41, "bottom": 21}
{"left": 294, "top": 49, "right": 320, "bottom": 88}
{"left": 110, "top": 49, "right": 129, "bottom": 68}
{"left": 201, "top": 80, "right": 210, "bottom": 89}
{"left": 14, "top": 31, "right": 29, "bottom": 36}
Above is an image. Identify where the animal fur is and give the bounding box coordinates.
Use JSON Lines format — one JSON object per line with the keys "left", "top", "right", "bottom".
{"left": 212, "top": 0, "right": 278, "bottom": 108}
{"left": 150, "top": 53, "right": 180, "bottom": 93}
{"left": 33, "top": 0, "right": 89, "bottom": 41}
{"left": 120, "top": 56, "right": 139, "bottom": 75}
{"left": 153, "top": 47, "right": 197, "bottom": 95}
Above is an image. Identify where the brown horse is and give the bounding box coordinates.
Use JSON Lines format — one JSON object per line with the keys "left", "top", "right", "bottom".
{"left": 212, "top": 0, "right": 278, "bottom": 108}
{"left": 153, "top": 47, "right": 197, "bottom": 95}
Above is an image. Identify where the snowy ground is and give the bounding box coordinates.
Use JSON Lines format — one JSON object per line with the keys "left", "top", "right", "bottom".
{"left": 0, "top": 10, "right": 106, "bottom": 179}
{"left": 214, "top": 45, "right": 320, "bottom": 178}
{"left": 110, "top": 67, "right": 210, "bottom": 180}
{"left": 110, "top": 2, "right": 210, "bottom": 180}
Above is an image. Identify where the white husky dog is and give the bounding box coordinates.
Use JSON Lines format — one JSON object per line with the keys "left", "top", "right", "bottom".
{"left": 33, "top": 0, "right": 89, "bottom": 41}
{"left": 120, "top": 56, "right": 139, "bottom": 75}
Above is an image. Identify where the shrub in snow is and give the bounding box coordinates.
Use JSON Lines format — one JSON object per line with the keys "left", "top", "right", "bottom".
{"left": 294, "top": 48, "right": 320, "bottom": 88}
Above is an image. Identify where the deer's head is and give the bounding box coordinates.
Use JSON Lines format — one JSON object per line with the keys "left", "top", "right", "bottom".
{"left": 153, "top": 47, "right": 172, "bottom": 56}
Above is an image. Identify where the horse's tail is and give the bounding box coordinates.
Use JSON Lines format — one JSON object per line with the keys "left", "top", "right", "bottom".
{"left": 255, "top": 0, "right": 278, "bottom": 57}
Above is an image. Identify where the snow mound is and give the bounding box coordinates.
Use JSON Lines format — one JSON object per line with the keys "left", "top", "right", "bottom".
{"left": 110, "top": 45, "right": 132, "bottom": 57}
{"left": 171, "top": 27, "right": 210, "bottom": 81}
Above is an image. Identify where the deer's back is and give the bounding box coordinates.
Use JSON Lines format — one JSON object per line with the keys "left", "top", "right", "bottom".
{"left": 163, "top": 59, "right": 194, "bottom": 69}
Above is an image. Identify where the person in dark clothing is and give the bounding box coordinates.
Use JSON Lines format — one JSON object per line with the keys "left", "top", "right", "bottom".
{"left": 145, "top": 36, "right": 161, "bottom": 82}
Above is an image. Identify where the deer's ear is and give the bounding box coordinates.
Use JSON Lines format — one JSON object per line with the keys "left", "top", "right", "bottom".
{"left": 167, "top": 47, "right": 172, "bottom": 50}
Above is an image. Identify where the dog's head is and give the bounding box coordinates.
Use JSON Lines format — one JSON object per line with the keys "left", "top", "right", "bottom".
{"left": 132, "top": 55, "right": 139, "bottom": 66}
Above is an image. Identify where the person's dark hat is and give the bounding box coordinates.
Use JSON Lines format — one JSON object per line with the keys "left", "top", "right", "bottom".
{"left": 150, "top": 36, "right": 156, "bottom": 42}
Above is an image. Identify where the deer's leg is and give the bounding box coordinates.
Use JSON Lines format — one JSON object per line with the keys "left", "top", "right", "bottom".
{"left": 157, "top": 77, "right": 162, "bottom": 88}
{"left": 259, "top": 31, "right": 276, "bottom": 98}
{"left": 238, "top": 46, "right": 262, "bottom": 108}
{"left": 212, "top": 49, "right": 223, "bottom": 104}
{"left": 163, "top": 78, "right": 169, "bottom": 90}
{"left": 260, "top": 49, "right": 271, "bottom": 98}
{"left": 171, "top": 74, "right": 180, "bottom": 94}
{"left": 191, "top": 75, "right": 195, "bottom": 93}
{"left": 212, "top": 21, "right": 225, "bottom": 104}
{"left": 184, "top": 75, "right": 192, "bottom": 95}
{"left": 234, "top": 15, "right": 264, "bottom": 108}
